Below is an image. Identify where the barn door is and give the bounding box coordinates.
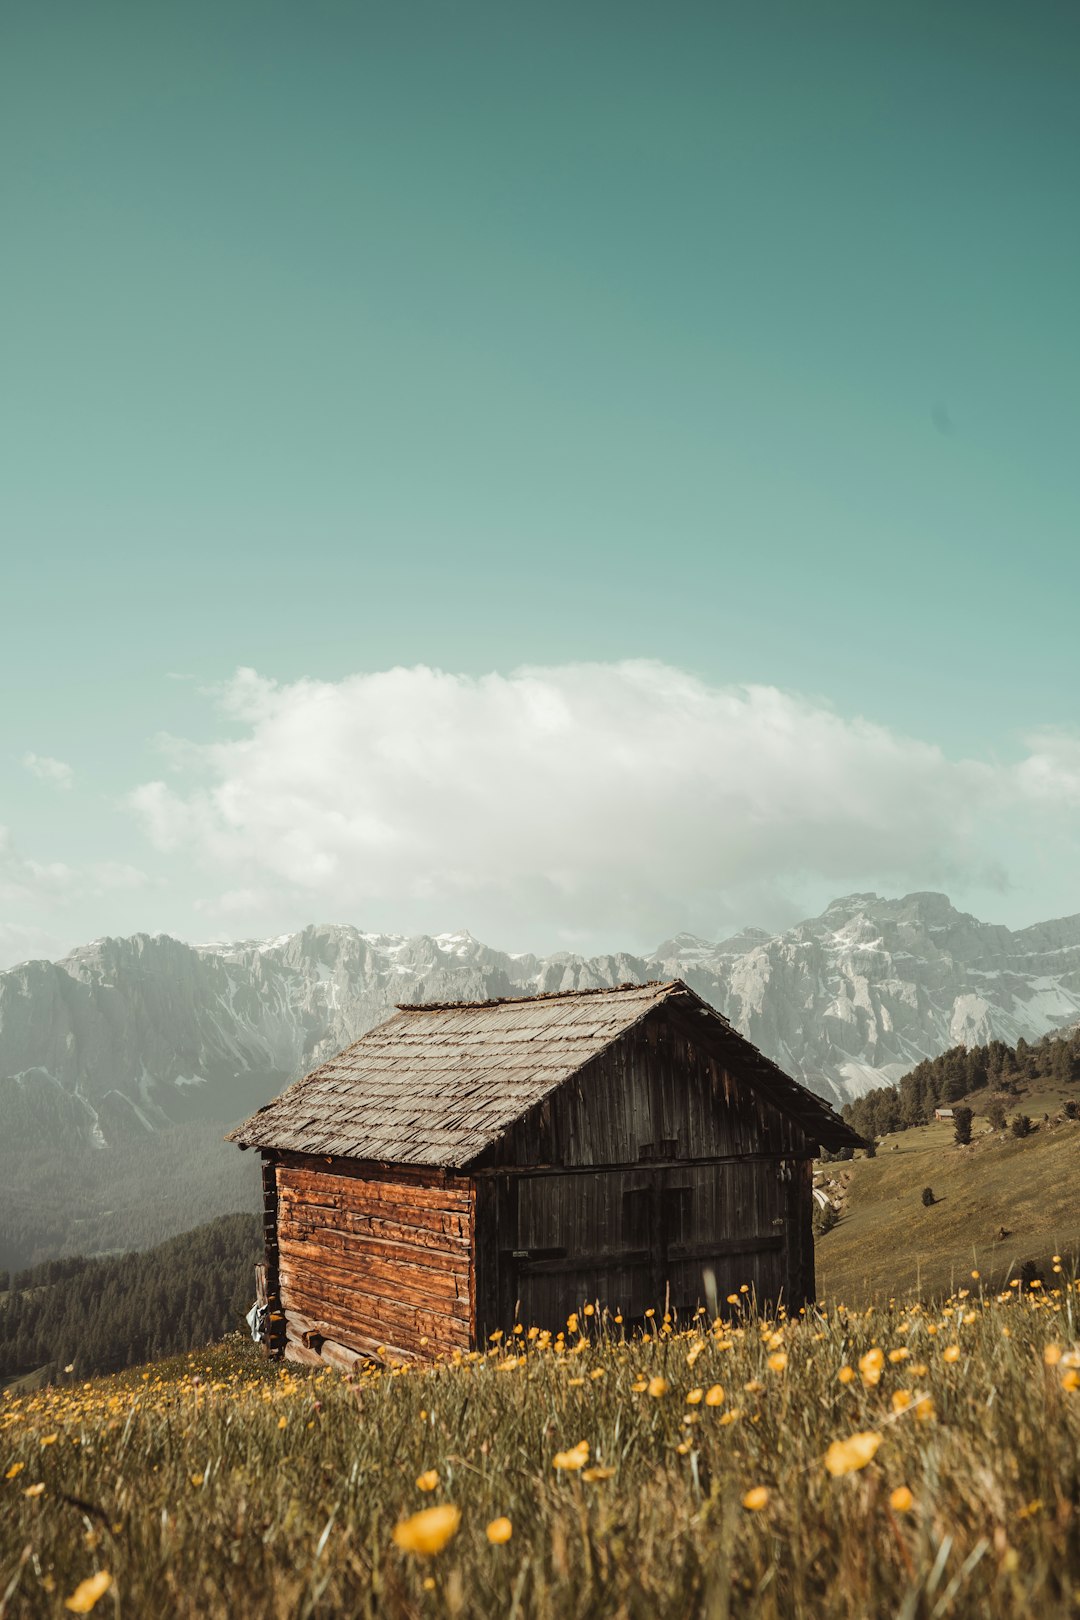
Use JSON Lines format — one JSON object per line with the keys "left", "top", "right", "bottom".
{"left": 494, "top": 1161, "right": 793, "bottom": 1335}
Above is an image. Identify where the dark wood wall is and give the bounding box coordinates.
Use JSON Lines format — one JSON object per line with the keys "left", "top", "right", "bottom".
{"left": 481, "top": 1010, "right": 812, "bottom": 1169}
{"left": 270, "top": 1153, "right": 474, "bottom": 1361}
{"left": 472, "top": 1007, "right": 817, "bottom": 1336}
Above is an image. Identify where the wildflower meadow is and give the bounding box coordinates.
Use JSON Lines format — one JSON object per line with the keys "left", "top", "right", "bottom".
{"left": 2, "top": 1281, "right": 1079, "bottom": 1618}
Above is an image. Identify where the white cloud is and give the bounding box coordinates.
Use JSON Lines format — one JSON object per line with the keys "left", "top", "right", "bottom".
{"left": 124, "top": 659, "right": 1078, "bottom": 948}
{"left": 0, "top": 826, "right": 150, "bottom": 966}
{"left": 1014, "top": 730, "right": 1080, "bottom": 809}
{"left": 22, "top": 752, "right": 74, "bottom": 789}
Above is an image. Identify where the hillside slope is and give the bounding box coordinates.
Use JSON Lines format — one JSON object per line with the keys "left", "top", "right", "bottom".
{"left": 817, "top": 1092, "right": 1080, "bottom": 1302}
{"left": 2, "top": 1299, "right": 1078, "bottom": 1618}
{"left": 0, "top": 1213, "right": 260, "bottom": 1384}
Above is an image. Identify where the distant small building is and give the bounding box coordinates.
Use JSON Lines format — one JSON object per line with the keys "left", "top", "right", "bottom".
{"left": 934, "top": 1107, "right": 955, "bottom": 1121}
{"left": 230, "top": 980, "right": 863, "bottom": 1367}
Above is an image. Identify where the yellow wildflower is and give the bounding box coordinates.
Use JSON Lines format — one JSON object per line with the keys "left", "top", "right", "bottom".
{"left": 647, "top": 1376, "right": 669, "bottom": 1398}
{"left": 837, "top": 1365, "right": 856, "bottom": 1385}
{"left": 767, "top": 1351, "right": 788, "bottom": 1373}
{"left": 1062, "top": 1370, "right": 1080, "bottom": 1392}
{"left": 859, "top": 1349, "right": 884, "bottom": 1387}
{"left": 686, "top": 1388, "right": 704, "bottom": 1405}
{"left": 189, "top": 1473, "right": 204, "bottom": 1488}
{"left": 1044, "top": 1345, "right": 1062, "bottom": 1367}
{"left": 824, "top": 1431, "right": 883, "bottom": 1477}
{"left": 889, "top": 1485, "right": 915, "bottom": 1513}
{"left": 943, "top": 1344, "right": 961, "bottom": 1364}
{"left": 416, "top": 1470, "right": 439, "bottom": 1492}
{"left": 24, "top": 1483, "right": 45, "bottom": 1498}
{"left": 486, "top": 1516, "right": 512, "bottom": 1544}
{"left": 583, "top": 1465, "right": 615, "bottom": 1481}
{"left": 392, "top": 1504, "right": 461, "bottom": 1557}
{"left": 704, "top": 1384, "right": 725, "bottom": 1406}
{"left": 742, "top": 1485, "right": 769, "bottom": 1510}
{"left": 5, "top": 1462, "right": 24, "bottom": 1480}
{"left": 888, "top": 1348, "right": 910, "bottom": 1363}
{"left": 63, "top": 1571, "right": 113, "bottom": 1613}
{"left": 891, "top": 1390, "right": 912, "bottom": 1413}
{"left": 553, "top": 1440, "right": 589, "bottom": 1471}
{"left": 40, "top": 1433, "right": 59, "bottom": 1446}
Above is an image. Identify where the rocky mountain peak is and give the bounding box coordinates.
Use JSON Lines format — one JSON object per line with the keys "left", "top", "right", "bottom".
{"left": 3, "top": 895, "right": 1080, "bottom": 1157}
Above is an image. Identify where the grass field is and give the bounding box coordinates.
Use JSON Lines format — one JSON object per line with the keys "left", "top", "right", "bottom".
{"left": 819, "top": 1088, "right": 1080, "bottom": 1305}
{"left": 3, "top": 1284, "right": 1079, "bottom": 1619}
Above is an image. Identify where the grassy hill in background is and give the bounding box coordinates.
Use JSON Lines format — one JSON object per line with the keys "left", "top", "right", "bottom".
{"left": 818, "top": 1079, "right": 1080, "bottom": 1303}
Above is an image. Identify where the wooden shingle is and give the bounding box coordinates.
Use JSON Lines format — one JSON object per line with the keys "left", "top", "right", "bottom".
{"left": 228, "top": 980, "right": 859, "bottom": 1164}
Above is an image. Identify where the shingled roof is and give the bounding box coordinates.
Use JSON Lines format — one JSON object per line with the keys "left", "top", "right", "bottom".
{"left": 229, "top": 979, "right": 861, "bottom": 1165}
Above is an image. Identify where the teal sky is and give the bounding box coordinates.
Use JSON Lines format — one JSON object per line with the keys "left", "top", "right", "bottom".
{"left": 2, "top": 0, "right": 1079, "bottom": 963}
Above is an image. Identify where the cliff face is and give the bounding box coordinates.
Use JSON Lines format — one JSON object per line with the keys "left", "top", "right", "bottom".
{"left": 3, "top": 893, "right": 1080, "bottom": 1150}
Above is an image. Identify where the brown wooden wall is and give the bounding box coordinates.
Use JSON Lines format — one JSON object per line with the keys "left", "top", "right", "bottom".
{"left": 271, "top": 1153, "right": 474, "bottom": 1361}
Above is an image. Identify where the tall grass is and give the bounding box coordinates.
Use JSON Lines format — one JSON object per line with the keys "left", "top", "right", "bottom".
{"left": 2, "top": 1282, "right": 1079, "bottom": 1618}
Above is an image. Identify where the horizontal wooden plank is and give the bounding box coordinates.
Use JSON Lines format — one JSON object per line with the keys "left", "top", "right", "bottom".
{"left": 278, "top": 1250, "right": 469, "bottom": 1315}
{"left": 472, "top": 1151, "right": 816, "bottom": 1178}
{"left": 283, "top": 1295, "right": 466, "bottom": 1360}
{"left": 284, "top": 1342, "right": 324, "bottom": 1368}
{"left": 277, "top": 1178, "right": 473, "bottom": 1217}
{"left": 280, "top": 1274, "right": 470, "bottom": 1347}
{"left": 280, "top": 1214, "right": 470, "bottom": 1253}
{"left": 278, "top": 1260, "right": 471, "bottom": 1323}
{"left": 276, "top": 1150, "right": 473, "bottom": 1191}
{"left": 278, "top": 1224, "right": 470, "bottom": 1277}
{"left": 278, "top": 1196, "right": 471, "bottom": 1244}
{"left": 277, "top": 1163, "right": 472, "bottom": 1212}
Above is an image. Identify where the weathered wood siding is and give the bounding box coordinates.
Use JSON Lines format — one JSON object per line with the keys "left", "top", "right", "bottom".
{"left": 472, "top": 1007, "right": 818, "bottom": 1334}
{"left": 273, "top": 1153, "right": 474, "bottom": 1360}
{"left": 483, "top": 1011, "right": 813, "bottom": 1169}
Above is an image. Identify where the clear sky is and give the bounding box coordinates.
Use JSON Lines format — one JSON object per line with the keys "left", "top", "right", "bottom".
{"left": 2, "top": 0, "right": 1079, "bottom": 965}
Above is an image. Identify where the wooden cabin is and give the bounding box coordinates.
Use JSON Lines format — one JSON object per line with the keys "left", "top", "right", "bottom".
{"left": 229, "top": 980, "right": 862, "bottom": 1367}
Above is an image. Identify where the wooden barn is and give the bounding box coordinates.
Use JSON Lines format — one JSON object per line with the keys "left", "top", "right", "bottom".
{"left": 229, "top": 980, "right": 862, "bottom": 1367}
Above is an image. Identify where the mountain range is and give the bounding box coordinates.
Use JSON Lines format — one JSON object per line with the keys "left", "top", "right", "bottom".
{"left": 4, "top": 890, "right": 1080, "bottom": 1158}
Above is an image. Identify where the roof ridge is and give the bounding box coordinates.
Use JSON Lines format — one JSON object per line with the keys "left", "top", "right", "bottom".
{"left": 394, "top": 979, "right": 679, "bottom": 1012}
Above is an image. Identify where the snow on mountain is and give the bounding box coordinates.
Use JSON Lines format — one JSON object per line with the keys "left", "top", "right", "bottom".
{"left": 3, "top": 893, "right": 1080, "bottom": 1150}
